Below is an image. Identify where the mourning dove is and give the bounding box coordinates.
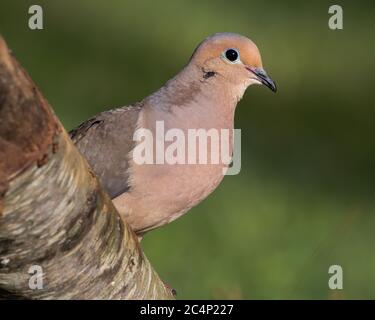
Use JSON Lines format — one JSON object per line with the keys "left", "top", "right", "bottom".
{"left": 70, "top": 33, "right": 276, "bottom": 236}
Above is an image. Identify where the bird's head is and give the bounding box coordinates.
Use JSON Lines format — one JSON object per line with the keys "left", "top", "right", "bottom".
{"left": 190, "top": 33, "right": 276, "bottom": 97}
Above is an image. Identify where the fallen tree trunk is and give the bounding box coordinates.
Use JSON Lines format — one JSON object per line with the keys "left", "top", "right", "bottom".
{"left": 0, "top": 36, "right": 174, "bottom": 299}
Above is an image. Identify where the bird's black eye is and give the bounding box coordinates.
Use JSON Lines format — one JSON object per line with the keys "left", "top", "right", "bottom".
{"left": 224, "top": 48, "right": 239, "bottom": 62}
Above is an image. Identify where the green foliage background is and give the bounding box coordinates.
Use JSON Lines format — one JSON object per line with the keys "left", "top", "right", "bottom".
{"left": 1, "top": 0, "right": 374, "bottom": 299}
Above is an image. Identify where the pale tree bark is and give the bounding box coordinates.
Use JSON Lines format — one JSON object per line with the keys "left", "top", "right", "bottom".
{"left": 0, "top": 36, "right": 174, "bottom": 299}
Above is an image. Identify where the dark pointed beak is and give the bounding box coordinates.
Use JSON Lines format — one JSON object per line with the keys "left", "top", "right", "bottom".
{"left": 247, "top": 67, "right": 277, "bottom": 93}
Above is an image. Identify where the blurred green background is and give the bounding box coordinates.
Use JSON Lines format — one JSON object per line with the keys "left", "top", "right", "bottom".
{"left": 1, "top": 0, "right": 374, "bottom": 299}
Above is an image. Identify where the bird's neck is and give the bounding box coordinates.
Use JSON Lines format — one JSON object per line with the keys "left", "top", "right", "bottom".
{"left": 143, "top": 65, "right": 238, "bottom": 130}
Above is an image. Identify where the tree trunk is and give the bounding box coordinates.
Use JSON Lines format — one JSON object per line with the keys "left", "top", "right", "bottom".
{"left": 0, "top": 36, "right": 174, "bottom": 299}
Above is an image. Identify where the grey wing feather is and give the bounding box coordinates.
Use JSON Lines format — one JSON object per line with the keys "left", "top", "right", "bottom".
{"left": 69, "top": 103, "right": 142, "bottom": 199}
